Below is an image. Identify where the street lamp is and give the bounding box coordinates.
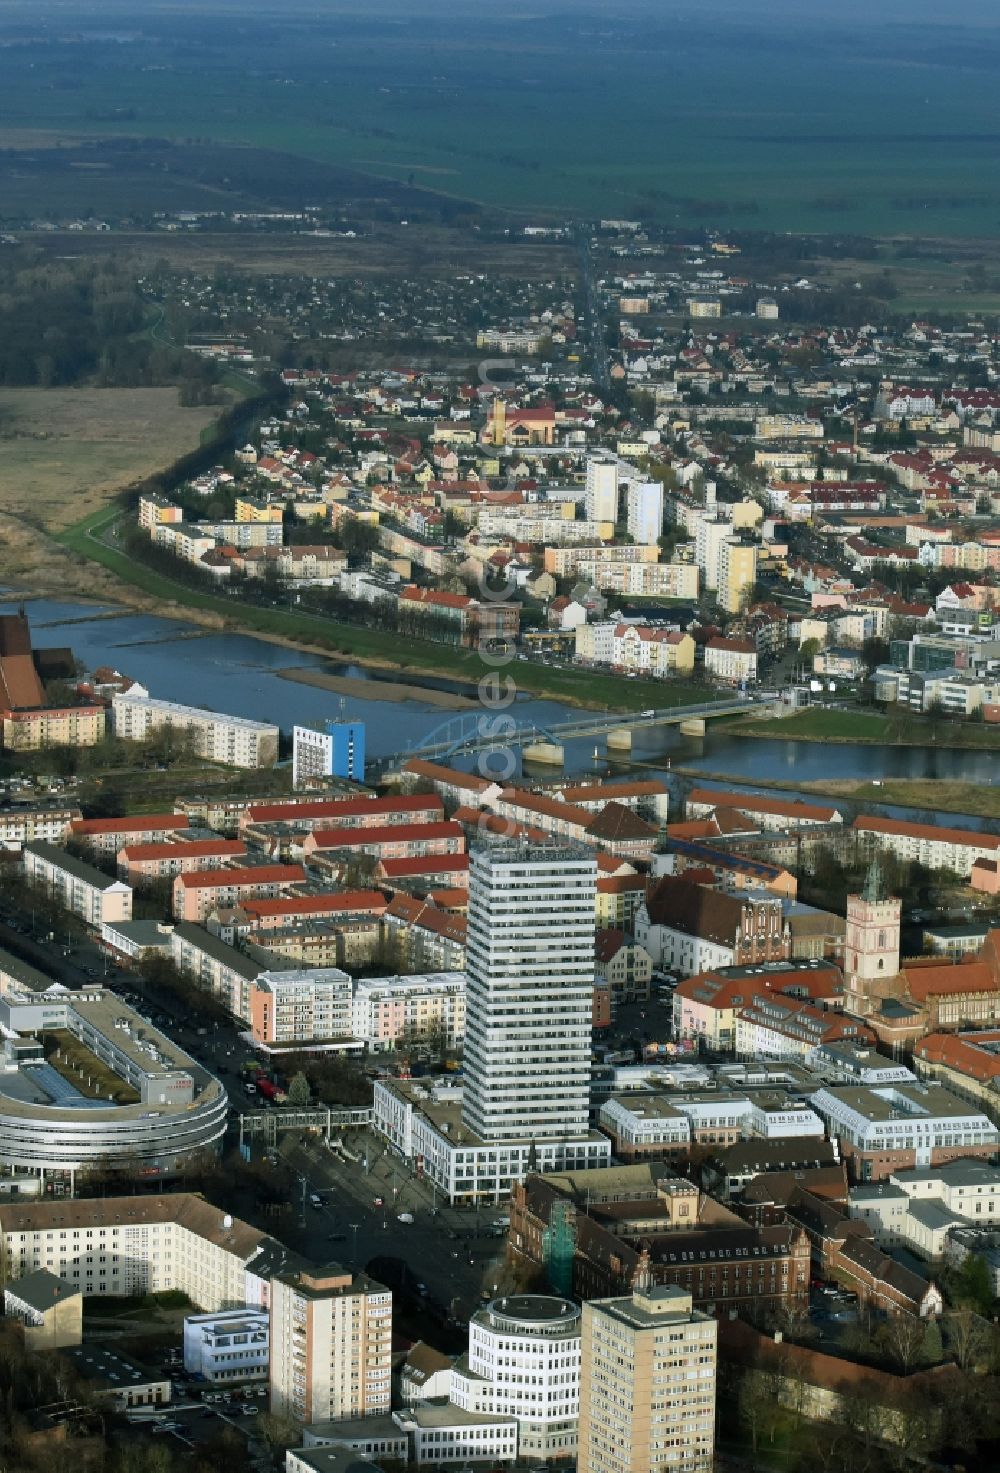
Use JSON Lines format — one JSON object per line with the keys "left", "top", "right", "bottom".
{"left": 350, "top": 1222, "right": 359, "bottom": 1266}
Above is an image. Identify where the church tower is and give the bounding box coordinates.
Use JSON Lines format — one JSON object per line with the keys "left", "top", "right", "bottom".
{"left": 845, "top": 859, "right": 901, "bottom": 1009}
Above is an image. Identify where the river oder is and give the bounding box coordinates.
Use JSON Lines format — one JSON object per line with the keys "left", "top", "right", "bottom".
{"left": 7, "top": 598, "right": 997, "bottom": 827}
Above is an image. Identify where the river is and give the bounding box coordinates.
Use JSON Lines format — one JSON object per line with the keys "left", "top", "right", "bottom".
{"left": 5, "top": 597, "right": 996, "bottom": 825}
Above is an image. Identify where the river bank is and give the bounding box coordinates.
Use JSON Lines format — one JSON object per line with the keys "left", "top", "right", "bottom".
{"left": 276, "top": 666, "right": 479, "bottom": 710}
{"left": 670, "top": 765, "right": 998, "bottom": 823}
{"left": 725, "top": 706, "right": 1000, "bottom": 753}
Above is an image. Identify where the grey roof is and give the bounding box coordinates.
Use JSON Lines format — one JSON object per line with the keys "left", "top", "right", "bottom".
{"left": 101, "top": 920, "right": 173, "bottom": 949}
{"left": 907, "top": 1199, "right": 964, "bottom": 1232}
{"left": 64, "top": 1344, "right": 165, "bottom": 1389}
{"left": 172, "top": 922, "right": 264, "bottom": 979}
{"left": 24, "top": 841, "right": 127, "bottom": 893}
{"left": 893, "top": 1161, "right": 1000, "bottom": 1189}
{"left": 0, "top": 945, "right": 54, "bottom": 992}
{"left": 4, "top": 1268, "right": 78, "bottom": 1314}
{"left": 849, "top": 1183, "right": 908, "bottom": 1203}
{"left": 290, "top": 1451, "right": 392, "bottom": 1473}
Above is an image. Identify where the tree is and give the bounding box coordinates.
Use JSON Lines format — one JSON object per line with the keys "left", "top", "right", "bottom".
{"left": 286, "top": 1071, "right": 311, "bottom": 1107}
{"left": 878, "top": 1312, "right": 925, "bottom": 1373}
{"left": 951, "top": 1251, "right": 994, "bottom": 1316}
{"left": 945, "top": 1307, "right": 990, "bottom": 1371}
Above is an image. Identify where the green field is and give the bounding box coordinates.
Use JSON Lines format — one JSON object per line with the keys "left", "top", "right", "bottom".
{"left": 733, "top": 706, "right": 1000, "bottom": 750}
{"left": 5, "top": 1, "right": 1000, "bottom": 238}
{"left": 57, "top": 506, "right": 715, "bottom": 713}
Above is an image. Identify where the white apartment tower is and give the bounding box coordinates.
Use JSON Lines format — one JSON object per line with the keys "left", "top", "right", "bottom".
{"left": 462, "top": 844, "right": 596, "bottom": 1143}
{"left": 579, "top": 1284, "right": 717, "bottom": 1473}
{"left": 586, "top": 455, "right": 620, "bottom": 524}
{"left": 626, "top": 480, "right": 664, "bottom": 545}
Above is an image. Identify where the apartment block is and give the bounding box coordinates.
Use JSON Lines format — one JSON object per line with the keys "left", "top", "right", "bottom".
{"left": 269, "top": 1266, "right": 392, "bottom": 1426}
{"left": 118, "top": 837, "right": 247, "bottom": 885}
{"left": 2, "top": 703, "right": 106, "bottom": 752}
{"left": 112, "top": 692, "right": 279, "bottom": 769}
{"left": 23, "top": 841, "right": 132, "bottom": 928}
{"left": 0, "top": 800, "right": 81, "bottom": 852}
{"left": 71, "top": 812, "right": 191, "bottom": 860}
{"left": 579, "top": 1284, "right": 717, "bottom": 1473}
{"left": 172, "top": 864, "right": 307, "bottom": 922}
{"left": 351, "top": 972, "right": 466, "bottom": 1051}
{"left": 248, "top": 968, "right": 353, "bottom": 1045}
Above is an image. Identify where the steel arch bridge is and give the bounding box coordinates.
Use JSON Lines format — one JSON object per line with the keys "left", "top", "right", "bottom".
{"left": 403, "top": 712, "right": 563, "bottom": 761}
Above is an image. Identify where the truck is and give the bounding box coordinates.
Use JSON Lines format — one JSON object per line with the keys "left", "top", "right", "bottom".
{"left": 256, "top": 1078, "right": 287, "bottom": 1105}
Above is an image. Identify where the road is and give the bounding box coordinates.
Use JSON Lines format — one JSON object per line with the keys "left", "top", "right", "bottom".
{"left": 275, "top": 1131, "right": 509, "bottom": 1320}
{"left": 577, "top": 227, "right": 610, "bottom": 394}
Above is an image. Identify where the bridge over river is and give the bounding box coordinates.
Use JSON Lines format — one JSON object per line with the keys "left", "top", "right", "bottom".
{"left": 374, "top": 697, "right": 753, "bottom": 772}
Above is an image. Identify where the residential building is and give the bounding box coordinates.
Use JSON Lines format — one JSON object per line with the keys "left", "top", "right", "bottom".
{"left": 578, "top": 1284, "right": 717, "bottom": 1473}
{"left": 70, "top": 811, "right": 191, "bottom": 859}
{"left": 22, "top": 841, "right": 132, "bottom": 927}
{"left": 719, "top": 538, "right": 758, "bottom": 614}
{"left": 248, "top": 969, "right": 353, "bottom": 1046}
{"left": 2, "top": 703, "right": 105, "bottom": 752}
{"left": 854, "top": 814, "right": 1000, "bottom": 879}
{"left": 704, "top": 637, "right": 758, "bottom": 684}
{"left": 594, "top": 929, "right": 652, "bottom": 1003}
{"left": 170, "top": 922, "right": 265, "bottom": 1019}
{"left": 118, "top": 837, "right": 247, "bottom": 886}
{"left": 351, "top": 972, "right": 466, "bottom": 1052}
{"left": 686, "top": 789, "right": 842, "bottom": 832}
{"left": 269, "top": 1265, "right": 392, "bottom": 1426}
{"left": 112, "top": 692, "right": 279, "bottom": 769}
{"left": 671, "top": 961, "right": 842, "bottom": 1050}
{"left": 0, "top": 800, "right": 81, "bottom": 852}
{"left": 626, "top": 480, "right": 664, "bottom": 544}
{"left": 585, "top": 455, "right": 619, "bottom": 524}
{"left": 172, "top": 864, "right": 307, "bottom": 922}
{"left": 293, "top": 722, "right": 367, "bottom": 787}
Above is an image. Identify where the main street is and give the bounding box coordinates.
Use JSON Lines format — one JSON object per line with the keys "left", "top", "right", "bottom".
{"left": 275, "top": 1131, "right": 510, "bottom": 1322}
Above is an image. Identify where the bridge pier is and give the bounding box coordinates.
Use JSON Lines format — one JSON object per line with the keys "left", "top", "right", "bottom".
{"left": 523, "top": 741, "right": 565, "bottom": 766}
{"left": 606, "top": 727, "right": 632, "bottom": 752}
{"left": 679, "top": 718, "right": 706, "bottom": 737}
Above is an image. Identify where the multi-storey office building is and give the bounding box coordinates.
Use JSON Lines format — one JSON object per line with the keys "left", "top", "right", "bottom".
{"left": 451, "top": 1293, "right": 581, "bottom": 1462}
{"left": 578, "top": 1284, "right": 717, "bottom": 1473}
{"left": 462, "top": 843, "right": 596, "bottom": 1144}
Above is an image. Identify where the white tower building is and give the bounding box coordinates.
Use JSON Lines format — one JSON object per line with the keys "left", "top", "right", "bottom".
{"left": 462, "top": 844, "right": 596, "bottom": 1144}
{"left": 626, "top": 480, "right": 664, "bottom": 545}
{"left": 451, "top": 1293, "right": 582, "bottom": 1462}
{"left": 585, "top": 455, "right": 619, "bottom": 524}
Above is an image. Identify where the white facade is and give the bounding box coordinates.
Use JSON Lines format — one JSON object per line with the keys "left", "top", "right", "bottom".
{"left": 626, "top": 480, "right": 664, "bottom": 545}
{"left": 22, "top": 842, "right": 132, "bottom": 928}
{"left": 351, "top": 972, "right": 466, "bottom": 1051}
{"left": 183, "top": 1308, "right": 269, "bottom": 1382}
{"left": 112, "top": 692, "right": 279, "bottom": 769}
{"left": 250, "top": 969, "right": 353, "bottom": 1045}
{"left": 463, "top": 844, "right": 596, "bottom": 1144}
{"left": 452, "top": 1294, "right": 581, "bottom": 1462}
{"left": 634, "top": 911, "right": 735, "bottom": 975}
{"left": 585, "top": 456, "right": 619, "bottom": 524}
{"left": 0, "top": 1197, "right": 271, "bottom": 1312}
{"left": 373, "top": 1080, "right": 610, "bottom": 1207}
{"left": 812, "top": 1084, "right": 1000, "bottom": 1159}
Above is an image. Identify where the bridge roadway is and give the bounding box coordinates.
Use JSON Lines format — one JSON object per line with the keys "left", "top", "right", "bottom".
{"left": 386, "top": 697, "right": 751, "bottom": 765}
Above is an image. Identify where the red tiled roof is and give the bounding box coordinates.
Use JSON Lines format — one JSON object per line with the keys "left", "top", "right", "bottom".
{"left": 854, "top": 815, "right": 1000, "bottom": 849}
{"left": 246, "top": 795, "right": 442, "bottom": 825}
{"left": 121, "top": 839, "right": 245, "bottom": 862}
{"left": 176, "top": 864, "right": 306, "bottom": 890}
{"left": 689, "top": 788, "right": 838, "bottom": 823}
{"left": 242, "top": 891, "right": 386, "bottom": 919}
{"left": 72, "top": 814, "right": 190, "bottom": 836}
{"left": 306, "top": 821, "right": 464, "bottom": 850}
{"left": 377, "top": 854, "right": 470, "bottom": 878}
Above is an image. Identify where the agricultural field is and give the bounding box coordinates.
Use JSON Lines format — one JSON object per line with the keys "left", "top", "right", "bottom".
{"left": 2, "top": 0, "right": 1000, "bottom": 238}
{"left": 0, "top": 387, "right": 224, "bottom": 531}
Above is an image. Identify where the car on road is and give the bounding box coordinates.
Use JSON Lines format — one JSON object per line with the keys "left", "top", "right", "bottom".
{"left": 397, "top": 1212, "right": 414, "bottom": 1224}
{"left": 309, "top": 1193, "right": 323, "bottom": 1208}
